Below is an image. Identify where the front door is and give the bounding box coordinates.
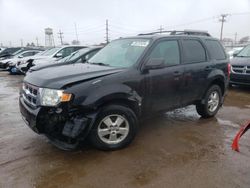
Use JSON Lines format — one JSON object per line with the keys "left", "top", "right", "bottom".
{"left": 144, "top": 39, "right": 184, "bottom": 112}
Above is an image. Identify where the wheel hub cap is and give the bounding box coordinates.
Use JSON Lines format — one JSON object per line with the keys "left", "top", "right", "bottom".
{"left": 97, "top": 114, "right": 129, "bottom": 144}
{"left": 208, "top": 91, "right": 219, "bottom": 113}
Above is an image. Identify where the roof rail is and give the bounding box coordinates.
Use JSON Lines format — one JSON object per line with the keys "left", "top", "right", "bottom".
{"left": 138, "top": 30, "right": 211, "bottom": 37}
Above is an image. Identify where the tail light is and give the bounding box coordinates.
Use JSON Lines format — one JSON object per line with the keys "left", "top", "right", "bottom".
{"left": 227, "top": 63, "right": 231, "bottom": 78}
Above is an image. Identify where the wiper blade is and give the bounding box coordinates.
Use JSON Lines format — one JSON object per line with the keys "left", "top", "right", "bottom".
{"left": 89, "top": 62, "right": 110, "bottom": 66}
{"left": 237, "top": 55, "right": 250, "bottom": 57}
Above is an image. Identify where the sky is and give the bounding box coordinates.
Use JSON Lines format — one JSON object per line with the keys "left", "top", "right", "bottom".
{"left": 0, "top": 0, "right": 250, "bottom": 46}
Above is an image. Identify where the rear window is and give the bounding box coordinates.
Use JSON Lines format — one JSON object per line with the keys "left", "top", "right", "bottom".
{"left": 182, "top": 40, "right": 206, "bottom": 63}
{"left": 205, "top": 40, "right": 226, "bottom": 60}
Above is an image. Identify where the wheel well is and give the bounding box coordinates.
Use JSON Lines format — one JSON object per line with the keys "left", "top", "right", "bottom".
{"left": 209, "top": 78, "right": 225, "bottom": 95}
{"left": 98, "top": 99, "right": 140, "bottom": 116}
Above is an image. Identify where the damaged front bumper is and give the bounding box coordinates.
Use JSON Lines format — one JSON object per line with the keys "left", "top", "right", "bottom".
{"left": 19, "top": 96, "right": 96, "bottom": 141}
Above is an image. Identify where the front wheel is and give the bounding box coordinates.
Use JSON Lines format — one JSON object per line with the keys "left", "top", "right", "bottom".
{"left": 89, "top": 104, "right": 138, "bottom": 151}
{"left": 196, "top": 85, "right": 222, "bottom": 118}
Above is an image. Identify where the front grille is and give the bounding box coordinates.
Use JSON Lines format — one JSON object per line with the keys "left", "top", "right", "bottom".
{"left": 22, "top": 82, "right": 39, "bottom": 107}
{"left": 231, "top": 65, "right": 250, "bottom": 75}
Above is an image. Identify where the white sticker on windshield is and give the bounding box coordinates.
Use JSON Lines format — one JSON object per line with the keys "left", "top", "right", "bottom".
{"left": 131, "top": 41, "right": 149, "bottom": 47}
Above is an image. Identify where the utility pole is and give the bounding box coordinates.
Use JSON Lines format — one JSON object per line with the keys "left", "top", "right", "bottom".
{"left": 158, "top": 25, "right": 164, "bottom": 34}
{"left": 36, "top": 37, "right": 39, "bottom": 46}
{"left": 20, "top": 39, "right": 23, "bottom": 47}
{"left": 74, "top": 23, "right": 79, "bottom": 44}
{"left": 105, "top": 19, "right": 109, "bottom": 44}
{"left": 219, "top": 14, "right": 229, "bottom": 41}
{"left": 58, "top": 30, "right": 64, "bottom": 45}
{"left": 234, "top": 32, "right": 237, "bottom": 45}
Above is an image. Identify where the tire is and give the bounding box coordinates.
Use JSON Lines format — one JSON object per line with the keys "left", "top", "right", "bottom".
{"left": 196, "top": 85, "right": 222, "bottom": 118}
{"left": 89, "top": 104, "right": 138, "bottom": 151}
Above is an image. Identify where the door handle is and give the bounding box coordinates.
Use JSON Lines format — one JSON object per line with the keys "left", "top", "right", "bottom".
{"left": 173, "top": 71, "right": 182, "bottom": 76}
{"left": 205, "top": 66, "right": 212, "bottom": 71}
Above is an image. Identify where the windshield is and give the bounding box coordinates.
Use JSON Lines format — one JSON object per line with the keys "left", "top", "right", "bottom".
{"left": 88, "top": 39, "right": 150, "bottom": 68}
{"left": 58, "top": 48, "right": 90, "bottom": 63}
{"left": 12, "top": 49, "right": 24, "bottom": 56}
{"left": 237, "top": 45, "right": 250, "bottom": 57}
{"left": 41, "top": 47, "right": 60, "bottom": 56}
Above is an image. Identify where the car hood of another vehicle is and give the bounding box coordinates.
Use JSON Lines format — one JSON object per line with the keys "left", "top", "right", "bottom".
{"left": 230, "top": 57, "right": 250, "bottom": 66}
{"left": 30, "top": 61, "right": 72, "bottom": 71}
{"left": 24, "top": 63, "right": 125, "bottom": 89}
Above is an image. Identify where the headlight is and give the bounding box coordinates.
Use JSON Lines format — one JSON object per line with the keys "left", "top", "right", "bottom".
{"left": 8, "top": 61, "right": 15, "bottom": 66}
{"left": 19, "top": 60, "right": 28, "bottom": 65}
{"left": 39, "top": 88, "right": 72, "bottom": 106}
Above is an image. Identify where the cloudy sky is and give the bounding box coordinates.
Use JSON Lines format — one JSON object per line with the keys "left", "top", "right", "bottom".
{"left": 0, "top": 0, "right": 249, "bottom": 46}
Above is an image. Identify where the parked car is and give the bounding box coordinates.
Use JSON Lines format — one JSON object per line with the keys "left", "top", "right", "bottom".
{"left": 0, "top": 47, "right": 24, "bottom": 59}
{"left": 0, "top": 47, "right": 5, "bottom": 51}
{"left": 16, "top": 46, "right": 86, "bottom": 74}
{"left": 29, "top": 46, "right": 103, "bottom": 73}
{"left": 19, "top": 31, "right": 229, "bottom": 151}
{"left": 227, "top": 47, "right": 244, "bottom": 59}
{"left": 230, "top": 44, "right": 250, "bottom": 86}
{"left": 0, "top": 49, "right": 42, "bottom": 70}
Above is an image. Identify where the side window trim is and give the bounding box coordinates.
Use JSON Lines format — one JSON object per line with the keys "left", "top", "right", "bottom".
{"left": 205, "top": 39, "right": 227, "bottom": 60}
{"left": 181, "top": 38, "right": 208, "bottom": 64}
{"left": 143, "top": 38, "right": 181, "bottom": 68}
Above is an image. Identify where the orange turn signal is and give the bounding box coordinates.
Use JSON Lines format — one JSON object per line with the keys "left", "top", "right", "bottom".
{"left": 60, "top": 93, "right": 72, "bottom": 102}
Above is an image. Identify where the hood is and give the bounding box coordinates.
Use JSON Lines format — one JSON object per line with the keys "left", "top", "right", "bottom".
{"left": 33, "top": 58, "right": 56, "bottom": 65}
{"left": 230, "top": 57, "right": 250, "bottom": 66}
{"left": 24, "top": 63, "right": 125, "bottom": 89}
{"left": 31, "top": 61, "right": 72, "bottom": 71}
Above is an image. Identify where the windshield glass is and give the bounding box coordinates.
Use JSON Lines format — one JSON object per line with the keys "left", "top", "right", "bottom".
{"left": 12, "top": 49, "right": 24, "bottom": 56}
{"left": 237, "top": 45, "right": 250, "bottom": 57}
{"left": 58, "top": 48, "right": 90, "bottom": 63}
{"left": 41, "top": 47, "right": 60, "bottom": 56}
{"left": 88, "top": 39, "right": 150, "bottom": 68}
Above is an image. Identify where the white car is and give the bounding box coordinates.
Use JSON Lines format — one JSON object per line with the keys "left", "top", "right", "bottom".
{"left": 16, "top": 45, "right": 85, "bottom": 74}
{"left": 0, "top": 49, "right": 41, "bottom": 70}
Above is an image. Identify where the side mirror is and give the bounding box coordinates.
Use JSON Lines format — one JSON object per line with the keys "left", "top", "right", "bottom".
{"left": 143, "top": 58, "right": 165, "bottom": 70}
{"left": 55, "top": 52, "right": 63, "bottom": 58}
{"left": 233, "top": 51, "right": 239, "bottom": 57}
{"left": 81, "top": 56, "right": 87, "bottom": 63}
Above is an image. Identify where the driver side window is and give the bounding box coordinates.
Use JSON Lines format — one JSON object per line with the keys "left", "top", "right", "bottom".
{"left": 148, "top": 40, "right": 180, "bottom": 66}
{"left": 57, "top": 47, "right": 75, "bottom": 58}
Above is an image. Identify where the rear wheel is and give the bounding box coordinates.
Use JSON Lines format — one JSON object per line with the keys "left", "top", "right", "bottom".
{"left": 196, "top": 85, "right": 222, "bottom": 118}
{"left": 89, "top": 104, "right": 138, "bottom": 151}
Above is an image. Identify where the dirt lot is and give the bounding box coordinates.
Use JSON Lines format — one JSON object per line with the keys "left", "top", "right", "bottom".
{"left": 0, "top": 71, "right": 250, "bottom": 188}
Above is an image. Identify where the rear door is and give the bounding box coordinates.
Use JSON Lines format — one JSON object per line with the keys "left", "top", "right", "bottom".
{"left": 180, "top": 38, "right": 211, "bottom": 105}
{"left": 144, "top": 39, "right": 184, "bottom": 112}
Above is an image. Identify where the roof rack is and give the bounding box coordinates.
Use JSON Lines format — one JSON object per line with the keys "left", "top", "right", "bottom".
{"left": 138, "top": 30, "right": 211, "bottom": 37}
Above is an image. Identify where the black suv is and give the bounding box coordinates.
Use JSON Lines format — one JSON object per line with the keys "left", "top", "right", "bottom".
{"left": 19, "top": 31, "right": 229, "bottom": 150}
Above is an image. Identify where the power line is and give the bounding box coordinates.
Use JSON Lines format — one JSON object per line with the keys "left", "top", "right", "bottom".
{"left": 158, "top": 25, "right": 164, "bottom": 34}
{"left": 20, "top": 39, "right": 23, "bottom": 47}
{"left": 105, "top": 19, "right": 109, "bottom": 44}
{"left": 74, "top": 23, "right": 79, "bottom": 42}
{"left": 58, "top": 30, "right": 64, "bottom": 45}
{"left": 36, "top": 37, "right": 39, "bottom": 46}
{"left": 219, "top": 14, "right": 229, "bottom": 41}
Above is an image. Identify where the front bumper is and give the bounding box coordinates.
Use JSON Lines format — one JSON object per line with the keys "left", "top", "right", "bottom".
{"left": 0, "top": 62, "right": 8, "bottom": 69}
{"left": 19, "top": 95, "right": 94, "bottom": 139}
{"left": 230, "top": 73, "right": 250, "bottom": 86}
{"left": 19, "top": 97, "right": 41, "bottom": 133}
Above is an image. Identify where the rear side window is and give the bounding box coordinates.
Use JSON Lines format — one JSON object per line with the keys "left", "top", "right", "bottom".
{"left": 182, "top": 40, "right": 206, "bottom": 63}
{"left": 205, "top": 40, "right": 226, "bottom": 60}
{"left": 148, "top": 40, "right": 180, "bottom": 66}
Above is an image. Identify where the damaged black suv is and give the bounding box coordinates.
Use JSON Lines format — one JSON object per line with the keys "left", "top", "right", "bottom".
{"left": 19, "top": 31, "right": 229, "bottom": 150}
